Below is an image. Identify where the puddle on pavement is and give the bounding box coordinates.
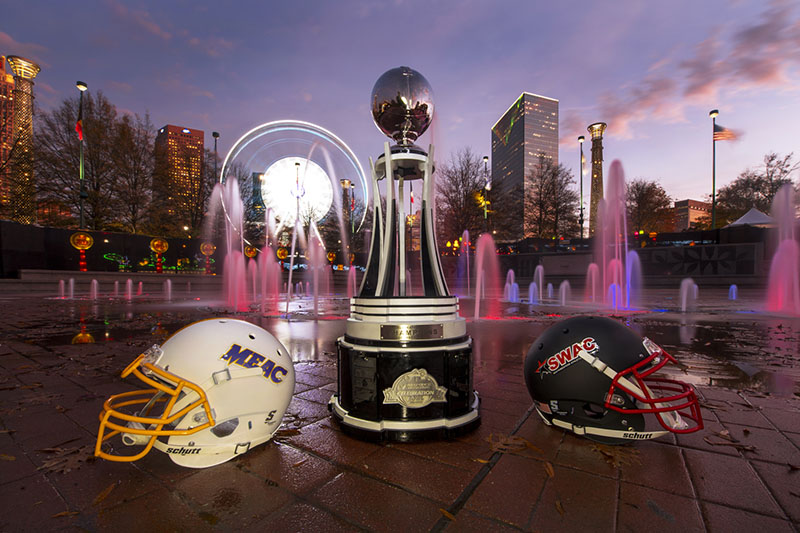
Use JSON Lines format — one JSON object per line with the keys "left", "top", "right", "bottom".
{"left": 9, "top": 297, "right": 800, "bottom": 396}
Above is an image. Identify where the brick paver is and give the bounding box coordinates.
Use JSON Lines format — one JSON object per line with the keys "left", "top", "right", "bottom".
{"left": 0, "top": 295, "right": 798, "bottom": 532}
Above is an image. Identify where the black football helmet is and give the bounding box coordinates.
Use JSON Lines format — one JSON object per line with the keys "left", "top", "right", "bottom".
{"left": 524, "top": 316, "right": 703, "bottom": 444}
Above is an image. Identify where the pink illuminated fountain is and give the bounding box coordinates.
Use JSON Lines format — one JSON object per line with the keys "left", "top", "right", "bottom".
{"left": 211, "top": 120, "right": 368, "bottom": 316}
{"left": 589, "top": 160, "right": 639, "bottom": 310}
{"left": 474, "top": 233, "right": 501, "bottom": 318}
{"left": 766, "top": 184, "right": 800, "bottom": 315}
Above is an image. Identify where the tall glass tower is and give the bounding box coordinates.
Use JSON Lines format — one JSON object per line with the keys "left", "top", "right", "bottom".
{"left": 490, "top": 92, "right": 558, "bottom": 241}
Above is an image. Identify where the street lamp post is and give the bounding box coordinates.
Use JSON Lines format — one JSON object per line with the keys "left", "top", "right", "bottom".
{"left": 578, "top": 135, "right": 585, "bottom": 239}
{"left": 709, "top": 109, "right": 719, "bottom": 229}
{"left": 350, "top": 182, "right": 355, "bottom": 262}
{"left": 482, "top": 155, "right": 490, "bottom": 234}
{"left": 76, "top": 81, "right": 88, "bottom": 229}
{"left": 212, "top": 131, "right": 219, "bottom": 180}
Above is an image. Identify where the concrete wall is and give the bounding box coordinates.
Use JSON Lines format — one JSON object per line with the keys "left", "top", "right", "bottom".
{"left": 0, "top": 220, "right": 211, "bottom": 278}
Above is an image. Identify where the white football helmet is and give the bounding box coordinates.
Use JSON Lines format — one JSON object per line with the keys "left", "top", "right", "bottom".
{"left": 95, "top": 318, "right": 295, "bottom": 468}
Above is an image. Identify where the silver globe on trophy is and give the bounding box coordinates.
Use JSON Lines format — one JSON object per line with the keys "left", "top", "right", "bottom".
{"left": 329, "top": 66, "right": 480, "bottom": 441}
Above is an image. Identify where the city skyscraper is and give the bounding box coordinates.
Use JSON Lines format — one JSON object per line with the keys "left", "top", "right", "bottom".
{"left": 587, "top": 122, "right": 607, "bottom": 236}
{"left": 5, "top": 55, "right": 40, "bottom": 224}
{"left": 490, "top": 92, "right": 558, "bottom": 241}
{"left": 0, "top": 57, "right": 15, "bottom": 213}
{"left": 154, "top": 124, "right": 204, "bottom": 227}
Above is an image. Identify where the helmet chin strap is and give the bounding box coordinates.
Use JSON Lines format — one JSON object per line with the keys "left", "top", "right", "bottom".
{"left": 576, "top": 349, "right": 687, "bottom": 432}
{"left": 534, "top": 408, "right": 670, "bottom": 441}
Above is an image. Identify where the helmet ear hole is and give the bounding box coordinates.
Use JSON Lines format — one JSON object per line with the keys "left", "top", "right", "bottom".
{"left": 582, "top": 403, "right": 606, "bottom": 419}
{"left": 210, "top": 418, "right": 239, "bottom": 438}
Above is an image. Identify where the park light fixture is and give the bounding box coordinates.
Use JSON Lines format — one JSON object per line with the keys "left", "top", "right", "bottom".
{"left": 76, "top": 81, "right": 88, "bottom": 92}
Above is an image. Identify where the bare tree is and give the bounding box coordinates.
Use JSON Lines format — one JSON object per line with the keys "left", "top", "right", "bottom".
{"left": 435, "top": 147, "right": 485, "bottom": 243}
{"left": 626, "top": 179, "right": 674, "bottom": 233}
{"left": 111, "top": 113, "right": 154, "bottom": 233}
{"left": 36, "top": 92, "right": 118, "bottom": 229}
{"left": 525, "top": 154, "right": 579, "bottom": 239}
{"left": 696, "top": 152, "right": 798, "bottom": 228}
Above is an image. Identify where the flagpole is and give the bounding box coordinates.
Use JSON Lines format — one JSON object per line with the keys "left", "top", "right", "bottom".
{"left": 77, "top": 81, "right": 88, "bottom": 229}
{"left": 709, "top": 109, "right": 718, "bottom": 229}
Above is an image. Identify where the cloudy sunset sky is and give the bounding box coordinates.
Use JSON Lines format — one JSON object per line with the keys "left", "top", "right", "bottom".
{"left": 3, "top": 0, "right": 799, "bottom": 203}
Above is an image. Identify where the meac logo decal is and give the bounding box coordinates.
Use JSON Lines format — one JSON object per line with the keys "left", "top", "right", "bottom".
{"left": 537, "top": 337, "right": 598, "bottom": 375}
{"left": 221, "top": 344, "right": 288, "bottom": 383}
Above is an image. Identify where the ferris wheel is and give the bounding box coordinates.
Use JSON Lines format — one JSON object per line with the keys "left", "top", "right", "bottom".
{"left": 219, "top": 120, "right": 368, "bottom": 235}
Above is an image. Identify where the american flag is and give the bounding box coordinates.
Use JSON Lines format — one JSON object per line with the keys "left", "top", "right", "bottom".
{"left": 713, "top": 123, "right": 739, "bottom": 141}
{"left": 75, "top": 98, "right": 83, "bottom": 141}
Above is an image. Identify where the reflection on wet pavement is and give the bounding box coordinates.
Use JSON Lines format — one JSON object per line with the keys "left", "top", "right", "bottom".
{"left": 9, "top": 291, "right": 798, "bottom": 397}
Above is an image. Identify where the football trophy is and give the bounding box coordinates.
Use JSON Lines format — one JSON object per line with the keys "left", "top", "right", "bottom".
{"left": 329, "top": 66, "right": 480, "bottom": 441}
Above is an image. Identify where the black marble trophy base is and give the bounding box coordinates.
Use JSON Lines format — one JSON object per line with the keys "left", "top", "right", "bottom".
{"left": 329, "top": 296, "right": 480, "bottom": 442}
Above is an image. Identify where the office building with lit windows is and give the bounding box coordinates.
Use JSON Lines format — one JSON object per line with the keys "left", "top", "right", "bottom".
{"left": 154, "top": 125, "right": 204, "bottom": 223}
{"left": 490, "top": 92, "right": 558, "bottom": 241}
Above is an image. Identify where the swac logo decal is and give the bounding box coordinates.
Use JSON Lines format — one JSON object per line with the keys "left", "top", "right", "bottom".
{"left": 166, "top": 447, "right": 201, "bottom": 456}
{"left": 221, "top": 344, "right": 288, "bottom": 383}
{"left": 536, "top": 337, "right": 598, "bottom": 375}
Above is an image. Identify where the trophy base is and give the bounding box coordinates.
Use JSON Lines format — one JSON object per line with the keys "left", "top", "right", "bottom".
{"left": 329, "top": 392, "right": 480, "bottom": 442}
{"left": 330, "top": 296, "right": 480, "bottom": 443}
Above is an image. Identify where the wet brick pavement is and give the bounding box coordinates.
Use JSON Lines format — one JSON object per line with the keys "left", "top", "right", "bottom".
{"left": 0, "top": 296, "right": 798, "bottom": 532}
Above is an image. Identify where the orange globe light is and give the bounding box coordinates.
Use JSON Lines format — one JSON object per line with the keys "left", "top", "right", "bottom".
{"left": 244, "top": 245, "right": 259, "bottom": 258}
{"left": 71, "top": 331, "right": 95, "bottom": 344}
{"left": 200, "top": 242, "right": 216, "bottom": 256}
{"left": 150, "top": 238, "right": 169, "bottom": 254}
{"left": 70, "top": 232, "right": 94, "bottom": 251}
{"left": 276, "top": 247, "right": 288, "bottom": 260}
{"left": 327, "top": 251, "right": 337, "bottom": 263}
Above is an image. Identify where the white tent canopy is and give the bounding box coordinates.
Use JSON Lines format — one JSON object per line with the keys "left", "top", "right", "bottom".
{"left": 725, "top": 207, "right": 774, "bottom": 228}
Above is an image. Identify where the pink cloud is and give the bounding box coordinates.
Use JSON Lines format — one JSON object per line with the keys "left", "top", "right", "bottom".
{"left": 562, "top": 2, "right": 800, "bottom": 145}
{"left": 157, "top": 77, "right": 215, "bottom": 100}
{"left": 105, "top": 0, "right": 172, "bottom": 40}
{"left": 187, "top": 36, "right": 234, "bottom": 58}
{"left": 108, "top": 81, "right": 133, "bottom": 92}
{"left": 0, "top": 31, "right": 48, "bottom": 67}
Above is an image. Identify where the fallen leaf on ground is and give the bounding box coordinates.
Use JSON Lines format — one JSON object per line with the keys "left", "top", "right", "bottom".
{"left": 702, "top": 436, "right": 757, "bottom": 452}
{"left": 439, "top": 508, "right": 455, "bottom": 521}
{"left": 292, "top": 459, "right": 308, "bottom": 468}
{"left": 555, "top": 501, "right": 565, "bottom": 516}
{"left": 525, "top": 441, "right": 545, "bottom": 455}
{"left": 544, "top": 462, "right": 555, "bottom": 478}
{"left": 52, "top": 511, "right": 79, "bottom": 518}
{"left": 713, "top": 429, "right": 738, "bottom": 443}
{"left": 591, "top": 444, "right": 641, "bottom": 468}
{"left": 92, "top": 482, "right": 118, "bottom": 506}
{"left": 38, "top": 445, "right": 93, "bottom": 474}
{"left": 486, "top": 433, "right": 542, "bottom": 457}
{"left": 0, "top": 454, "right": 16, "bottom": 461}
{"left": 487, "top": 434, "right": 528, "bottom": 453}
{"left": 473, "top": 458, "right": 489, "bottom": 464}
